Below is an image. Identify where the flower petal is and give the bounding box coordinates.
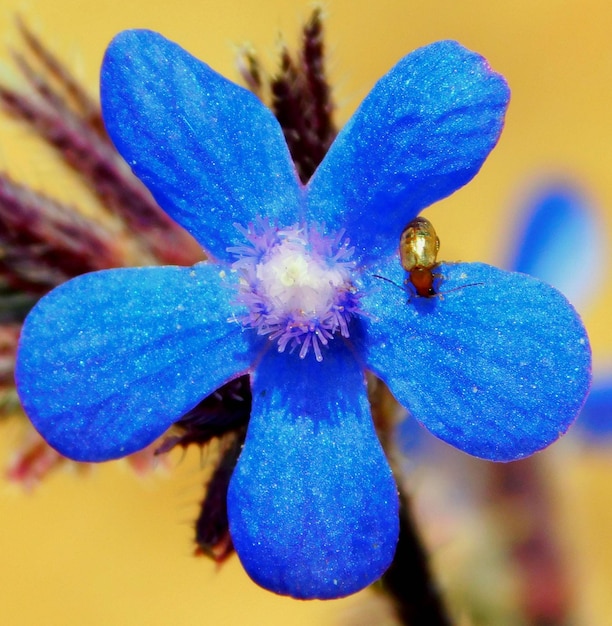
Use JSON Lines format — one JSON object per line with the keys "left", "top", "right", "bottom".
{"left": 360, "top": 261, "right": 591, "bottom": 461}
{"left": 101, "top": 30, "right": 303, "bottom": 262}
{"left": 227, "top": 344, "right": 399, "bottom": 599}
{"left": 508, "top": 183, "right": 605, "bottom": 308}
{"left": 307, "top": 41, "right": 509, "bottom": 265}
{"left": 15, "top": 264, "right": 253, "bottom": 461}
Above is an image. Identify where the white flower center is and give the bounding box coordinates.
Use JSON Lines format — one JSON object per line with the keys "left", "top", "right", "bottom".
{"left": 256, "top": 242, "right": 346, "bottom": 318}
{"left": 228, "top": 220, "right": 363, "bottom": 361}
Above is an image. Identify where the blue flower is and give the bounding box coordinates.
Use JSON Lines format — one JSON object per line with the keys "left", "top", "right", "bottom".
{"left": 15, "top": 30, "right": 591, "bottom": 599}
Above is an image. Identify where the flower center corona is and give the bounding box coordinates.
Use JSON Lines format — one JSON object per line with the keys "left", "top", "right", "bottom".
{"left": 228, "top": 220, "right": 363, "bottom": 361}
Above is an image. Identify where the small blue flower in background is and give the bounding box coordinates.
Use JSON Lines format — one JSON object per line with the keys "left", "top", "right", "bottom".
{"left": 14, "top": 31, "right": 591, "bottom": 599}
{"left": 579, "top": 381, "right": 612, "bottom": 440}
{"left": 508, "top": 183, "right": 606, "bottom": 307}
{"left": 507, "top": 183, "right": 612, "bottom": 441}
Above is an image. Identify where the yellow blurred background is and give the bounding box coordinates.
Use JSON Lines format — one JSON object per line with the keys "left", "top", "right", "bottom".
{"left": 0, "top": 0, "right": 611, "bottom": 624}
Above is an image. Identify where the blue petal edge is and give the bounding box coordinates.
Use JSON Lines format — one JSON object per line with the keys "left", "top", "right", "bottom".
{"left": 15, "top": 264, "right": 253, "bottom": 461}
{"left": 101, "top": 29, "right": 303, "bottom": 262}
{"left": 227, "top": 344, "right": 399, "bottom": 599}
{"left": 307, "top": 40, "right": 510, "bottom": 266}
{"left": 360, "top": 261, "right": 592, "bottom": 461}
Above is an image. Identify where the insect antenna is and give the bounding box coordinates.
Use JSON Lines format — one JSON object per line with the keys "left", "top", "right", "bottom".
{"left": 372, "top": 274, "right": 405, "bottom": 291}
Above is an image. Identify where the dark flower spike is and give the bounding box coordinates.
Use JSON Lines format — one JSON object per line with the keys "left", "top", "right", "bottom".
{"left": 0, "top": 174, "right": 125, "bottom": 293}
{"left": 194, "top": 429, "right": 245, "bottom": 563}
{"left": 361, "top": 260, "right": 591, "bottom": 461}
{"left": 156, "top": 376, "right": 251, "bottom": 454}
{"left": 270, "top": 7, "right": 336, "bottom": 183}
{"left": 0, "top": 29, "right": 201, "bottom": 267}
{"left": 15, "top": 16, "right": 104, "bottom": 133}
{"left": 0, "top": 323, "right": 21, "bottom": 387}
{"left": 15, "top": 29, "right": 589, "bottom": 599}
{"left": 235, "top": 44, "right": 263, "bottom": 97}
{"left": 300, "top": 8, "right": 334, "bottom": 146}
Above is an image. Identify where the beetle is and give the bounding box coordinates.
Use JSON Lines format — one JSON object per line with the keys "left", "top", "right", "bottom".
{"left": 373, "top": 216, "right": 482, "bottom": 300}
{"left": 399, "top": 216, "right": 441, "bottom": 297}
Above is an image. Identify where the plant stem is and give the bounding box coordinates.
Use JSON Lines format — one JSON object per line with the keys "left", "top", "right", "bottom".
{"left": 381, "top": 488, "right": 454, "bottom": 626}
